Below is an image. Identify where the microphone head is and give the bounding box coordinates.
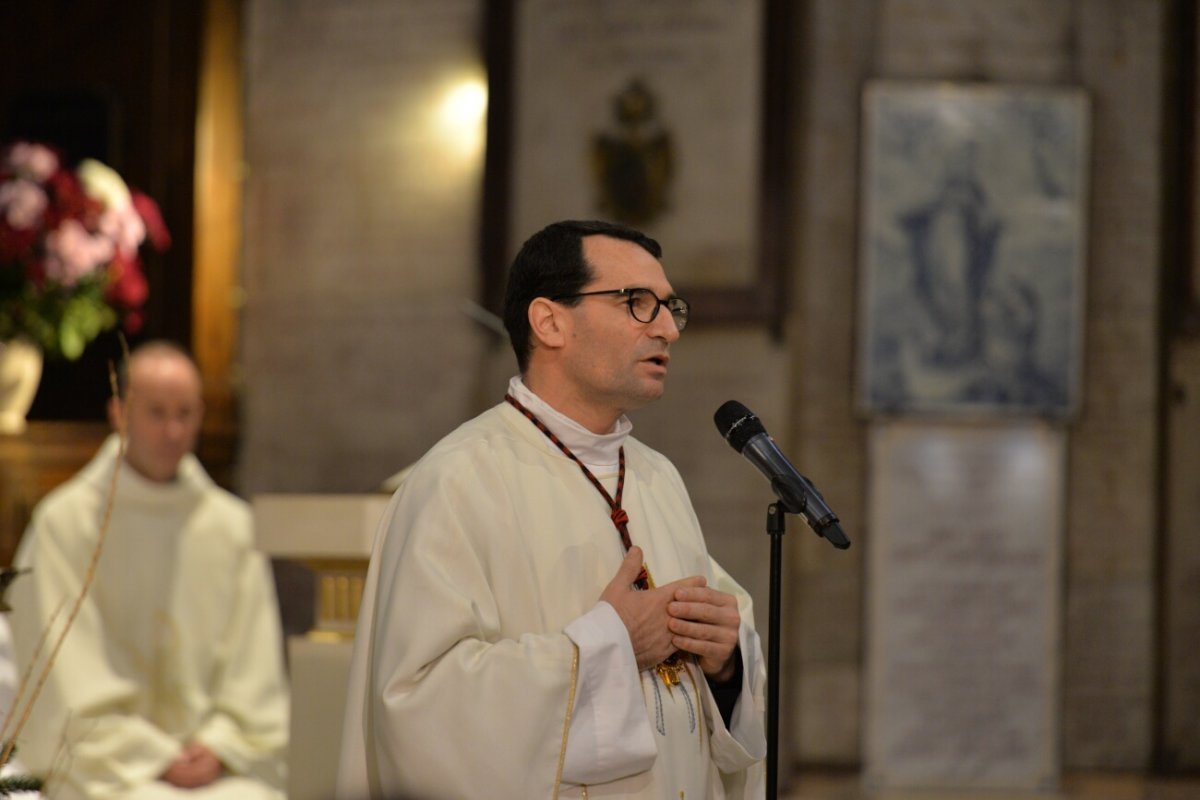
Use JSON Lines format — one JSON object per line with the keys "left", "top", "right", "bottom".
{"left": 714, "top": 400, "right": 766, "bottom": 453}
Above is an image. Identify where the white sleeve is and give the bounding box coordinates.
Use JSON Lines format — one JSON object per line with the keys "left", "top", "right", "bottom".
{"left": 709, "top": 622, "right": 768, "bottom": 761}
{"left": 561, "top": 602, "right": 656, "bottom": 785}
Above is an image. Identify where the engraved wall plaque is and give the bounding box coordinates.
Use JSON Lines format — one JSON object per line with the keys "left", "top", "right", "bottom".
{"left": 865, "top": 420, "right": 1063, "bottom": 791}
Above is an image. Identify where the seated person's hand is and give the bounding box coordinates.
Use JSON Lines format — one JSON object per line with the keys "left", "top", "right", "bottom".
{"left": 162, "top": 741, "right": 222, "bottom": 788}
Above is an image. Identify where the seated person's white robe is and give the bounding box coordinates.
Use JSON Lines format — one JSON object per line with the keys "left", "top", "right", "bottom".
{"left": 8, "top": 436, "right": 289, "bottom": 800}
{"left": 338, "top": 380, "right": 766, "bottom": 799}
{"left": 0, "top": 615, "right": 41, "bottom": 798}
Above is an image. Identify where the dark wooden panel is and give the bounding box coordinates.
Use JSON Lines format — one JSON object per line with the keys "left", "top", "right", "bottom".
{"left": 0, "top": 421, "right": 109, "bottom": 566}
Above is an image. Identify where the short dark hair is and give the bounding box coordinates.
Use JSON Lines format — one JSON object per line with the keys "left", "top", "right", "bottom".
{"left": 502, "top": 220, "right": 662, "bottom": 372}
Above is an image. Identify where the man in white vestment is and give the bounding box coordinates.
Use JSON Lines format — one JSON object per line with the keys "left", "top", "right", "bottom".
{"left": 338, "top": 220, "right": 767, "bottom": 799}
{"left": 9, "top": 342, "right": 289, "bottom": 800}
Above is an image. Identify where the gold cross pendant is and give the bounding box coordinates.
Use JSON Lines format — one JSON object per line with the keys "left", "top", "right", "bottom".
{"left": 655, "top": 653, "right": 686, "bottom": 692}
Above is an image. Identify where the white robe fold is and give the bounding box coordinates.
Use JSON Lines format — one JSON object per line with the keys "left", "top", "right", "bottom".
{"left": 8, "top": 436, "right": 289, "bottom": 800}
{"left": 337, "top": 401, "right": 766, "bottom": 799}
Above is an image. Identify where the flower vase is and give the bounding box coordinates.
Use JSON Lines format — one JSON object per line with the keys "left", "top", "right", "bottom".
{"left": 0, "top": 338, "right": 43, "bottom": 435}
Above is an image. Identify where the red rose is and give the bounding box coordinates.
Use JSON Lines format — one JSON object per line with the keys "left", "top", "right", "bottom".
{"left": 105, "top": 254, "right": 149, "bottom": 308}
{"left": 131, "top": 190, "right": 171, "bottom": 251}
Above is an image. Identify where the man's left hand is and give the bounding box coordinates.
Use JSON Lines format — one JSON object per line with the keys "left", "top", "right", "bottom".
{"left": 162, "top": 741, "right": 222, "bottom": 789}
{"left": 667, "top": 586, "right": 741, "bottom": 682}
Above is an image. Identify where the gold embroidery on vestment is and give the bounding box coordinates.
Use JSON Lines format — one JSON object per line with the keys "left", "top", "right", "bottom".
{"left": 553, "top": 642, "right": 580, "bottom": 800}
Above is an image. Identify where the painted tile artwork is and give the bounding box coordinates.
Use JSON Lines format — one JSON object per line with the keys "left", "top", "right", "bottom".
{"left": 858, "top": 83, "right": 1090, "bottom": 416}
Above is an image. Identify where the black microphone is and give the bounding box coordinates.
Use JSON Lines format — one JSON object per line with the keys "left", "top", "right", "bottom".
{"left": 714, "top": 400, "right": 850, "bottom": 549}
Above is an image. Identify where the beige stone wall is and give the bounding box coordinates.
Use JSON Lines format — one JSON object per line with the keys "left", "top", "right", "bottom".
{"left": 241, "top": 0, "right": 490, "bottom": 494}
{"left": 1165, "top": 336, "right": 1200, "bottom": 769}
{"left": 1062, "top": 0, "right": 1165, "bottom": 769}
{"left": 786, "top": 0, "right": 876, "bottom": 768}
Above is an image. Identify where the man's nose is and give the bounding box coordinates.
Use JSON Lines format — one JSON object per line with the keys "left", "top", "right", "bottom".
{"left": 651, "top": 306, "right": 681, "bottom": 341}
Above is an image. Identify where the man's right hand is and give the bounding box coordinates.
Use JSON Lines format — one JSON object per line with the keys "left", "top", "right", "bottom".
{"left": 162, "top": 741, "right": 222, "bottom": 789}
{"left": 600, "top": 546, "right": 706, "bottom": 671}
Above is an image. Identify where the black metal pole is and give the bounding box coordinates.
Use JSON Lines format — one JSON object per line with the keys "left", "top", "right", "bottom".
{"left": 766, "top": 501, "right": 785, "bottom": 800}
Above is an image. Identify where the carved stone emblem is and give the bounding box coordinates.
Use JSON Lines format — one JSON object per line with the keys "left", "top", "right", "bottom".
{"left": 591, "top": 79, "right": 673, "bottom": 225}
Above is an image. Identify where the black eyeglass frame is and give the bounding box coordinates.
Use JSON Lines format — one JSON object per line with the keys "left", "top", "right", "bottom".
{"left": 551, "top": 287, "right": 690, "bottom": 331}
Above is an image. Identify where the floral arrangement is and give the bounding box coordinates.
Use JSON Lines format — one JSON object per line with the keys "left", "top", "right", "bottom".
{"left": 0, "top": 142, "right": 169, "bottom": 360}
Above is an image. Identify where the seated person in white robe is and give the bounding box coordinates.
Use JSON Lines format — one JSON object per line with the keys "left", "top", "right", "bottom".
{"left": 9, "top": 342, "right": 288, "bottom": 800}
{"left": 338, "top": 220, "right": 767, "bottom": 799}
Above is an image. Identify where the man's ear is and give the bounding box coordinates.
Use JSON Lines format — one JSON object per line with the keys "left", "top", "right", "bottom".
{"left": 528, "top": 297, "right": 568, "bottom": 351}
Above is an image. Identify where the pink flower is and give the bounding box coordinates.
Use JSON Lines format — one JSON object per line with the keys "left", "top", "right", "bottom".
{"left": 98, "top": 204, "right": 146, "bottom": 257}
{"left": 43, "top": 219, "right": 114, "bottom": 286}
{"left": 0, "top": 179, "right": 47, "bottom": 230}
{"left": 5, "top": 142, "right": 59, "bottom": 182}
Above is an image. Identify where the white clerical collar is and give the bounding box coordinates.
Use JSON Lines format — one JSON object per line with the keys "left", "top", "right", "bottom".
{"left": 507, "top": 375, "right": 631, "bottom": 470}
{"left": 82, "top": 434, "right": 211, "bottom": 504}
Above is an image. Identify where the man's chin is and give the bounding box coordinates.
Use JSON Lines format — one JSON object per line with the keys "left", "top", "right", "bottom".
{"left": 145, "top": 453, "right": 186, "bottom": 481}
{"left": 632, "top": 381, "right": 667, "bottom": 407}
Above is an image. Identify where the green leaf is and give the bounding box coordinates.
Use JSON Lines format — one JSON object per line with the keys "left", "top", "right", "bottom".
{"left": 0, "top": 773, "right": 44, "bottom": 795}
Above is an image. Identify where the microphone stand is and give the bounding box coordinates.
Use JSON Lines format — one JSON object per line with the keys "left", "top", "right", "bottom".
{"left": 765, "top": 501, "right": 785, "bottom": 800}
